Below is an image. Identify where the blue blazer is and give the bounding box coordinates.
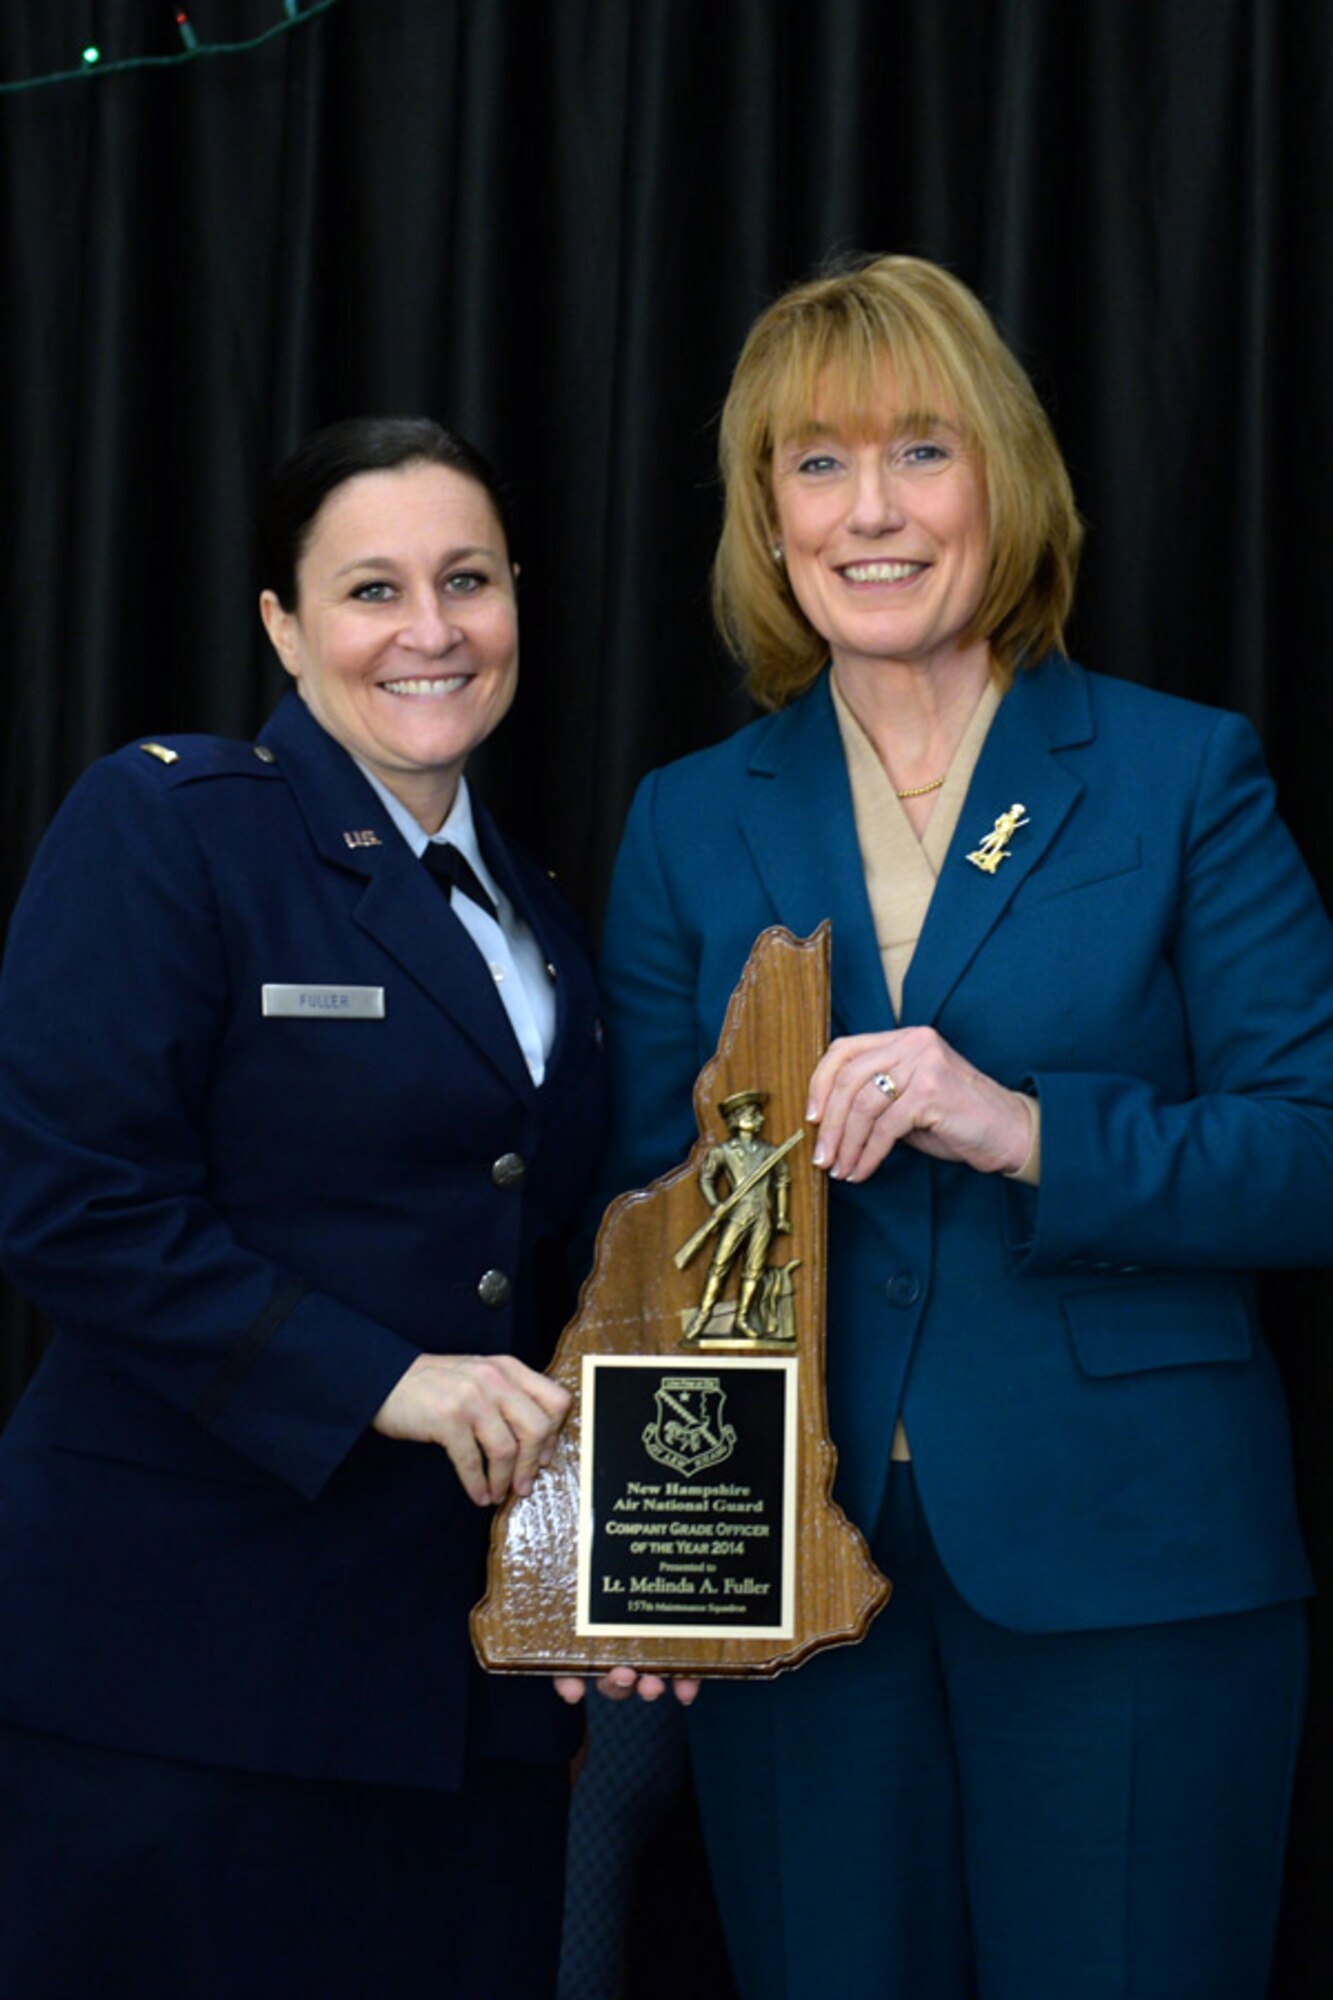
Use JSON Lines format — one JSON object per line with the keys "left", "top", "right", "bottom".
{"left": 0, "top": 692, "right": 606, "bottom": 1787}
{"left": 600, "top": 661, "right": 1333, "bottom": 1633}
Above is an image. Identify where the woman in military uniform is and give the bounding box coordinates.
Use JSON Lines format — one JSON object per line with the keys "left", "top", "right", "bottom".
{"left": 0, "top": 418, "right": 607, "bottom": 1997}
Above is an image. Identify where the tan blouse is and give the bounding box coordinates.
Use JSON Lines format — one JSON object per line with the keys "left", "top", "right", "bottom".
{"left": 832, "top": 673, "right": 1003, "bottom": 1019}
{"left": 830, "top": 675, "right": 1038, "bottom": 1460}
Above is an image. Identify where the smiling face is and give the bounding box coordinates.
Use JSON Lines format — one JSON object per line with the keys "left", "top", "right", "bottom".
{"left": 770, "top": 389, "right": 991, "bottom": 688}
{"left": 260, "top": 461, "right": 518, "bottom": 830}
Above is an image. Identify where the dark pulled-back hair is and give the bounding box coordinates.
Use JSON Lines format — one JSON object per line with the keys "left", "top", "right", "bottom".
{"left": 257, "top": 416, "right": 512, "bottom": 609}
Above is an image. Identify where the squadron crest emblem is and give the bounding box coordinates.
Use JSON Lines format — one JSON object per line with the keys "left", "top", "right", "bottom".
{"left": 641, "top": 1375, "right": 738, "bottom": 1477}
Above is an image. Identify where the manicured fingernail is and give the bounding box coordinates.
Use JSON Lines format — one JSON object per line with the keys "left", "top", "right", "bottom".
{"left": 812, "top": 1144, "right": 826, "bottom": 1167}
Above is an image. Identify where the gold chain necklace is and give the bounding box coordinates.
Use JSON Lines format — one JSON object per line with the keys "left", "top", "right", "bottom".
{"left": 894, "top": 774, "right": 947, "bottom": 799}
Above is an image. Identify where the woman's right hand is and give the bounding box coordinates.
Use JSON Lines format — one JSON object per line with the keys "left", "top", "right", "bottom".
{"left": 553, "top": 1667, "right": 701, "bottom": 1706}
{"left": 372, "top": 1353, "right": 571, "bottom": 1506}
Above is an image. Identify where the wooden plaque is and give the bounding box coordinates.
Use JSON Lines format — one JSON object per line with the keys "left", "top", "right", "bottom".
{"left": 471, "top": 923, "right": 890, "bottom": 1677}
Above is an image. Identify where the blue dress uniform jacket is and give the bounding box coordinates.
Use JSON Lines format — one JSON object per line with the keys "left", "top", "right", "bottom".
{"left": 0, "top": 691, "right": 606, "bottom": 1788}
{"left": 600, "top": 660, "right": 1333, "bottom": 1633}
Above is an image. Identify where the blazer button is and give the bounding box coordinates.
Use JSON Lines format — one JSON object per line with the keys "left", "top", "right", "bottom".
{"left": 886, "top": 1273, "right": 922, "bottom": 1308}
{"left": 491, "top": 1152, "right": 527, "bottom": 1189}
{"left": 477, "top": 1269, "right": 512, "bottom": 1308}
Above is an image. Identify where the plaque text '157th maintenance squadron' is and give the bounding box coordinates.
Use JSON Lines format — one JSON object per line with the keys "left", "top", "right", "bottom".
{"left": 471, "top": 923, "right": 890, "bottom": 1679}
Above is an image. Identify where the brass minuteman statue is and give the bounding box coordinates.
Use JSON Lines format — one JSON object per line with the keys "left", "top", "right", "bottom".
{"left": 680, "top": 1090, "right": 799, "bottom": 1342}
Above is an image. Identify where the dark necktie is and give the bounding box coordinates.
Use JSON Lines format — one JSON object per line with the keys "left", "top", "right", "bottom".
{"left": 422, "top": 841, "right": 499, "bottom": 922}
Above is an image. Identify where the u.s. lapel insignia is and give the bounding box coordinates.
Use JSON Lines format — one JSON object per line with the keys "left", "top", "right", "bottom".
{"left": 342, "top": 829, "right": 383, "bottom": 849}
{"left": 966, "top": 803, "right": 1030, "bottom": 875}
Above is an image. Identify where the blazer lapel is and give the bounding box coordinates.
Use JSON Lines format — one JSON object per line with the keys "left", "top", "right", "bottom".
{"left": 260, "top": 695, "right": 534, "bottom": 1100}
{"left": 902, "top": 660, "right": 1092, "bottom": 1027}
{"left": 355, "top": 863, "right": 535, "bottom": 1099}
{"left": 738, "top": 678, "right": 895, "bottom": 1036}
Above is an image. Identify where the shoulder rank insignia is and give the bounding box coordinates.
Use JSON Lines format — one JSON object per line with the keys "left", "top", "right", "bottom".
{"left": 139, "top": 741, "right": 179, "bottom": 765}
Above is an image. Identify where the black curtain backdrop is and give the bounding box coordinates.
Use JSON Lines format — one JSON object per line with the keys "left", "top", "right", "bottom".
{"left": 2, "top": 3, "right": 1330, "bottom": 1991}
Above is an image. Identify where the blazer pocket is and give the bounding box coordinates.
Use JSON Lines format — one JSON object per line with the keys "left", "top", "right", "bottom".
{"left": 1063, "top": 1277, "right": 1253, "bottom": 1378}
{"left": 1014, "top": 834, "right": 1141, "bottom": 908}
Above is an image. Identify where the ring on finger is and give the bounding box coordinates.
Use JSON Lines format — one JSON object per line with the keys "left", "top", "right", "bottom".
{"left": 871, "top": 1071, "right": 898, "bottom": 1102}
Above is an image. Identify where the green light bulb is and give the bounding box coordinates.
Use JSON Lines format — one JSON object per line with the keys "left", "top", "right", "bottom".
{"left": 81, "top": 45, "right": 101, "bottom": 65}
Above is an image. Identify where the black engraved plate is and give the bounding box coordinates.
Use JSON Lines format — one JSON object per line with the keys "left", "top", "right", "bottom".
{"left": 577, "top": 1355, "right": 796, "bottom": 1639}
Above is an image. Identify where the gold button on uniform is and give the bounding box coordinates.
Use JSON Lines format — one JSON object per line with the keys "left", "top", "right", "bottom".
{"left": 491, "top": 1153, "right": 526, "bottom": 1189}
{"left": 477, "top": 1269, "right": 511, "bottom": 1308}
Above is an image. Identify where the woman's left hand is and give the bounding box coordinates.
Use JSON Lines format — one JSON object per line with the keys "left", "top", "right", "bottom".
{"left": 806, "top": 1027, "right": 1033, "bottom": 1183}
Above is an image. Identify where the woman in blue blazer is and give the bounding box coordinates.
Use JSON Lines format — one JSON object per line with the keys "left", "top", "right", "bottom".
{"left": 597, "top": 260, "right": 1333, "bottom": 1998}
{"left": 0, "top": 419, "right": 606, "bottom": 1997}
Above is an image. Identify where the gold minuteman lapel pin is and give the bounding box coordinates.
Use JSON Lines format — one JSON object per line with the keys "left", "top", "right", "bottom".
{"left": 966, "top": 803, "right": 1030, "bottom": 874}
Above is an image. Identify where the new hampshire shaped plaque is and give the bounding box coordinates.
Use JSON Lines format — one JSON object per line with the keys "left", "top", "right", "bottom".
{"left": 471, "top": 923, "right": 891, "bottom": 1677}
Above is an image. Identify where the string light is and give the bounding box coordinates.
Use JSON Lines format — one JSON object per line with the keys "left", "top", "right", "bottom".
{"left": 0, "top": 0, "right": 340, "bottom": 96}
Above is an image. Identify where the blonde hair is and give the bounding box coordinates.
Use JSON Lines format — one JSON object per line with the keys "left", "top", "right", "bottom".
{"left": 712, "top": 255, "right": 1083, "bottom": 708}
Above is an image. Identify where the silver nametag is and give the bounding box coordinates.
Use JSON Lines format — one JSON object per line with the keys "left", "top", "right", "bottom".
{"left": 261, "top": 984, "right": 386, "bottom": 1020}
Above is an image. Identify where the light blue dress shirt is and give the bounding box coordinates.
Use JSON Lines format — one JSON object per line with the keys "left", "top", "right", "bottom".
{"left": 354, "top": 763, "right": 556, "bottom": 1086}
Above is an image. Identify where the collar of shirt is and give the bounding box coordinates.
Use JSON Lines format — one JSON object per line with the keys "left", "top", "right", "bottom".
{"left": 351, "top": 760, "right": 553, "bottom": 1087}
{"left": 353, "top": 765, "right": 504, "bottom": 908}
